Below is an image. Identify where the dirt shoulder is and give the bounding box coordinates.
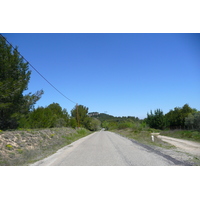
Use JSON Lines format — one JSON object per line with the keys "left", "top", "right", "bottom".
{"left": 114, "top": 129, "right": 200, "bottom": 165}
{"left": 157, "top": 135, "right": 200, "bottom": 158}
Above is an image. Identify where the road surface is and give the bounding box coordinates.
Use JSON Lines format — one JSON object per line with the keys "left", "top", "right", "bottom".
{"left": 31, "top": 130, "right": 187, "bottom": 166}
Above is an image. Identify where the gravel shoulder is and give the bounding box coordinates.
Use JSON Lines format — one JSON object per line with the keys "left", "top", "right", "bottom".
{"left": 157, "top": 135, "right": 200, "bottom": 156}
{"left": 157, "top": 135, "right": 200, "bottom": 165}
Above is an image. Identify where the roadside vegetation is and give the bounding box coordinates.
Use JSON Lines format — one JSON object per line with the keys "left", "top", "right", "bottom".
{"left": 93, "top": 106, "right": 200, "bottom": 148}
{"left": 0, "top": 36, "right": 101, "bottom": 132}
{"left": 0, "top": 36, "right": 99, "bottom": 165}
{"left": 160, "top": 130, "right": 200, "bottom": 142}
{"left": 1, "top": 35, "right": 200, "bottom": 165}
{"left": 0, "top": 127, "right": 91, "bottom": 166}
{"left": 95, "top": 115, "right": 175, "bottom": 148}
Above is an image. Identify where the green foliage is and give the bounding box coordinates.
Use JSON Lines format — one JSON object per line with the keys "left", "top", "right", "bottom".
{"left": 101, "top": 121, "right": 109, "bottom": 130}
{"left": 185, "top": 111, "right": 200, "bottom": 130}
{"left": 95, "top": 113, "right": 140, "bottom": 123}
{"left": 117, "top": 121, "right": 134, "bottom": 129}
{"left": 76, "top": 128, "right": 88, "bottom": 135}
{"left": 145, "top": 104, "right": 198, "bottom": 130}
{"left": 5, "top": 144, "right": 13, "bottom": 150}
{"left": 19, "top": 103, "right": 70, "bottom": 129}
{"left": 17, "top": 149, "right": 23, "bottom": 154}
{"left": 22, "top": 90, "right": 44, "bottom": 113}
{"left": 70, "top": 118, "right": 77, "bottom": 128}
{"left": 194, "top": 112, "right": 200, "bottom": 130}
{"left": 164, "top": 104, "right": 196, "bottom": 129}
{"left": 146, "top": 109, "right": 165, "bottom": 129}
{"left": 89, "top": 118, "right": 101, "bottom": 131}
{"left": 100, "top": 114, "right": 141, "bottom": 131}
{"left": 71, "top": 105, "right": 92, "bottom": 129}
{"left": 20, "top": 132, "right": 25, "bottom": 136}
{"left": 0, "top": 36, "right": 43, "bottom": 130}
{"left": 161, "top": 130, "right": 200, "bottom": 142}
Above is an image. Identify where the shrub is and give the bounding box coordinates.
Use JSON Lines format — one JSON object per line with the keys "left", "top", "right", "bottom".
{"left": 77, "top": 128, "right": 88, "bottom": 135}
{"left": 6, "top": 144, "right": 13, "bottom": 150}
{"left": 20, "top": 132, "right": 25, "bottom": 136}
{"left": 192, "top": 131, "right": 200, "bottom": 140}
{"left": 17, "top": 149, "right": 23, "bottom": 154}
{"left": 118, "top": 122, "right": 134, "bottom": 129}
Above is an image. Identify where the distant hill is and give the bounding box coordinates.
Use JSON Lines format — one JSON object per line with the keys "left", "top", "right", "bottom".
{"left": 91, "top": 113, "right": 140, "bottom": 123}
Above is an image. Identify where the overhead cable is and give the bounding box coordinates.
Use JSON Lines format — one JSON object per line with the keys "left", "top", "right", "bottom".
{"left": 0, "top": 34, "right": 77, "bottom": 104}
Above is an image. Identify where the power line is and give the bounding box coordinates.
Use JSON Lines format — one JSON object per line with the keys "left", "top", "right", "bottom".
{"left": 0, "top": 34, "right": 77, "bottom": 105}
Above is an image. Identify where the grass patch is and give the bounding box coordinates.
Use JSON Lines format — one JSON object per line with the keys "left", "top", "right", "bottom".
{"left": 5, "top": 144, "right": 13, "bottom": 150}
{"left": 76, "top": 128, "right": 89, "bottom": 136}
{"left": 62, "top": 128, "right": 91, "bottom": 145}
{"left": 160, "top": 130, "right": 200, "bottom": 142}
{"left": 115, "top": 128, "right": 174, "bottom": 149}
{"left": 20, "top": 132, "right": 25, "bottom": 136}
{"left": 17, "top": 149, "right": 23, "bottom": 154}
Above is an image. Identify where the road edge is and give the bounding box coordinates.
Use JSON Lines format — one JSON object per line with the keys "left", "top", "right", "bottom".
{"left": 113, "top": 131, "right": 193, "bottom": 166}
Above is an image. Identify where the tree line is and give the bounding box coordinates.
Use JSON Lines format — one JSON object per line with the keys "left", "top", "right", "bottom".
{"left": 0, "top": 36, "right": 100, "bottom": 131}
{"left": 1, "top": 36, "right": 199, "bottom": 132}
{"left": 145, "top": 104, "right": 200, "bottom": 130}
{"left": 93, "top": 105, "right": 200, "bottom": 132}
{"left": 18, "top": 103, "right": 101, "bottom": 131}
{"left": 93, "top": 113, "right": 142, "bottom": 130}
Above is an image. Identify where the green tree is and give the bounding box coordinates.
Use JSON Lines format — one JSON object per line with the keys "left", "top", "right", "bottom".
{"left": 180, "top": 104, "right": 195, "bottom": 128}
{"left": 47, "top": 103, "right": 69, "bottom": 127}
{"left": 0, "top": 36, "right": 29, "bottom": 129}
{"left": 165, "top": 104, "right": 196, "bottom": 129}
{"left": 146, "top": 109, "right": 165, "bottom": 129}
{"left": 20, "top": 103, "right": 70, "bottom": 128}
{"left": 185, "top": 111, "right": 200, "bottom": 130}
{"left": 90, "top": 118, "right": 101, "bottom": 131}
{"left": 165, "top": 107, "right": 182, "bottom": 129}
{"left": 70, "top": 117, "right": 77, "bottom": 128}
{"left": 194, "top": 112, "right": 200, "bottom": 130}
{"left": 71, "top": 105, "right": 91, "bottom": 129}
{"left": 0, "top": 36, "right": 44, "bottom": 129}
{"left": 185, "top": 113, "right": 195, "bottom": 129}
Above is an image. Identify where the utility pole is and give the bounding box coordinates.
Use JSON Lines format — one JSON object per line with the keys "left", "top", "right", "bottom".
{"left": 76, "top": 103, "right": 80, "bottom": 128}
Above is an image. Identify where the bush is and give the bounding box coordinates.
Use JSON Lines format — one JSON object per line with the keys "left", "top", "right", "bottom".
{"left": 118, "top": 122, "right": 134, "bottom": 129}
{"left": 76, "top": 128, "right": 88, "bottom": 135}
{"left": 6, "top": 144, "right": 13, "bottom": 150}
{"left": 192, "top": 132, "right": 200, "bottom": 140}
{"left": 17, "top": 149, "right": 23, "bottom": 154}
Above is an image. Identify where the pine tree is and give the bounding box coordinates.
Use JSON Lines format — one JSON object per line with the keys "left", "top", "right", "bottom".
{"left": 0, "top": 36, "right": 43, "bottom": 129}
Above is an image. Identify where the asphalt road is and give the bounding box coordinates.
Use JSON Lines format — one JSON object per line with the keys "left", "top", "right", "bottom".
{"left": 31, "top": 130, "right": 184, "bottom": 166}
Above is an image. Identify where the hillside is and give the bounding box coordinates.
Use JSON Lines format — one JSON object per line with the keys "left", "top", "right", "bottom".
{"left": 92, "top": 113, "right": 140, "bottom": 122}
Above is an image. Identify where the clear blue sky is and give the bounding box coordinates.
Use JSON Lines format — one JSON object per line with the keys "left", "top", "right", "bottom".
{"left": 3, "top": 33, "right": 200, "bottom": 119}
